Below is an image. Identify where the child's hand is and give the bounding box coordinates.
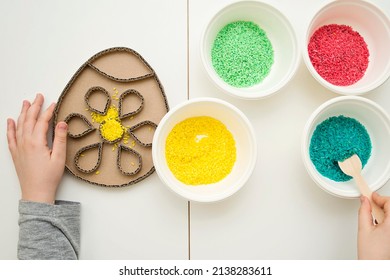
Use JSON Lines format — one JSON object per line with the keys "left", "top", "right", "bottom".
{"left": 7, "top": 94, "right": 68, "bottom": 204}
{"left": 358, "top": 192, "right": 390, "bottom": 259}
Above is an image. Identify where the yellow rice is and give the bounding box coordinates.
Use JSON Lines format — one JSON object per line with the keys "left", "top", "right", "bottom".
{"left": 165, "top": 116, "right": 236, "bottom": 185}
{"left": 91, "top": 105, "right": 125, "bottom": 142}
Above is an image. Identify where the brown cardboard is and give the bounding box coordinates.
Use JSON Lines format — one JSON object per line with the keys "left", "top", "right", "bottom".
{"left": 54, "top": 47, "right": 169, "bottom": 187}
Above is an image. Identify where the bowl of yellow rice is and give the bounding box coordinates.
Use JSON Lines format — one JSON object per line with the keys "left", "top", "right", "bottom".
{"left": 152, "top": 97, "right": 257, "bottom": 202}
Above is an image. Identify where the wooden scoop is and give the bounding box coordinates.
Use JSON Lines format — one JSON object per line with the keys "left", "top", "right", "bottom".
{"left": 338, "top": 154, "right": 385, "bottom": 224}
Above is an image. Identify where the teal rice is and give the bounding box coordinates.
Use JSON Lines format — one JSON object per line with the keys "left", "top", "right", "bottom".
{"left": 309, "top": 115, "right": 372, "bottom": 182}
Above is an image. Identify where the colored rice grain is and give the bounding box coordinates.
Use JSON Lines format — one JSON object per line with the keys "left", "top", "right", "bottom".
{"left": 91, "top": 105, "right": 125, "bottom": 143}
{"left": 309, "top": 115, "right": 372, "bottom": 182}
{"left": 211, "top": 21, "right": 274, "bottom": 88}
{"left": 308, "top": 24, "right": 369, "bottom": 86}
{"left": 165, "top": 116, "right": 236, "bottom": 185}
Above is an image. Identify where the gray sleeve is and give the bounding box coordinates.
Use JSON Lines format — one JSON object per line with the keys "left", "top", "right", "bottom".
{"left": 18, "top": 200, "right": 81, "bottom": 260}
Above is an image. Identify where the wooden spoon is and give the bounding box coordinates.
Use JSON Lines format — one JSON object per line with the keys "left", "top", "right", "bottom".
{"left": 338, "top": 154, "right": 385, "bottom": 224}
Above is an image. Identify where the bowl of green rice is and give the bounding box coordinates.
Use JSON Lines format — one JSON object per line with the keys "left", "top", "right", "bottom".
{"left": 302, "top": 96, "right": 390, "bottom": 198}
{"left": 201, "top": 1, "right": 299, "bottom": 99}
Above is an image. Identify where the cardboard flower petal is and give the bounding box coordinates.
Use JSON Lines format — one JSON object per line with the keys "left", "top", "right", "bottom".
{"left": 54, "top": 47, "right": 169, "bottom": 187}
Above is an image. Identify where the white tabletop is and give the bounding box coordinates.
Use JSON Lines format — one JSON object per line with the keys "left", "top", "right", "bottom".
{"left": 1, "top": 0, "right": 390, "bottom": 260}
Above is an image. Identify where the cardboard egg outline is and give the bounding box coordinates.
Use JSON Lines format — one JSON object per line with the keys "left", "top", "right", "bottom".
{"left": 54, "top": 47, "right": 169, "bottom": 187}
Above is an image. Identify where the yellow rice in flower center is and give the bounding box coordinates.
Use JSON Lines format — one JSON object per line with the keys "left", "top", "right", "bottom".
{"left": 91, "top": 105, "right": 125, "bottom": 142}
{"left": 165, "top": 116, "right": 236, "bottom": 185}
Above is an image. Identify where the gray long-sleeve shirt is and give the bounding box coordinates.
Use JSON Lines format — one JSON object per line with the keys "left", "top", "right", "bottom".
{"left": 18, "top": 200, "right": 80, "bottom": 260}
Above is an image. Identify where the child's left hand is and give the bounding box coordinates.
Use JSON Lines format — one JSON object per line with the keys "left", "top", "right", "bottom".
{"left": 7, "top": 94, "right": 68, "bottom": 204}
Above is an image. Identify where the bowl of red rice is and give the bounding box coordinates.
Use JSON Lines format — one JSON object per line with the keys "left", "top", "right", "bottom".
{"left": 302, "top": 0, "right": 390, "bottom": 95}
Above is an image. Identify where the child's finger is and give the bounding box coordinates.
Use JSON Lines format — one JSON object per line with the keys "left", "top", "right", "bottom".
{"left": 51, "top": 122, "right": 68, "bottom": 163}
{"left": 7, "top": 118, "right": 17, "bottom": 154}
{"left": 16, "top": 100, "right": 31, "bottom": 140}
{"left": 23, "top": 94, "right": 44, "bottom": 135}
{"left": 372, "top": 193, "right": 390, "bottom": 217}
{"left": 358, "top": 196, "right": 374, "bottom": 231}
{"left": 33, "top": 102, "right": 56, "bottom": 142}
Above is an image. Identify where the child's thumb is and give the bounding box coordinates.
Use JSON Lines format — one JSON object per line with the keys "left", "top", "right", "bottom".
{"left": 358, "top": 196, "right": 374, "bottom": 231}
{"left": 52, "top": 122, "right": 68, "bottom": 162}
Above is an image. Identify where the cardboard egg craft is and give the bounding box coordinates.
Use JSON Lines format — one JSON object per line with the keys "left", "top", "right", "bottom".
{"left": 54, "top": 47, "right": 169, "bottom": 187}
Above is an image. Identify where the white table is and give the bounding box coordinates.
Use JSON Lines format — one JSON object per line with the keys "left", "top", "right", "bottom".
{"left": 0, "top": 0, "right": 188, "bottom": 260}
{"left": 1, "top": 0, "right": 389, "bottom": 260}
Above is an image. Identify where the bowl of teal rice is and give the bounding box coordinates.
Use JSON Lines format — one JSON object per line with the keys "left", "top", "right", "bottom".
{"left": 302, "top": 96, "right": 390, "bottom": 198}
{"left": 200, "top": 1, "right": 299, "bottom": 99}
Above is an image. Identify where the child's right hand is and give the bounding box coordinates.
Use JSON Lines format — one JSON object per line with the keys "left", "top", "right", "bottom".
{"left": 358, "top": 192, "right": 390, "bottom": 259}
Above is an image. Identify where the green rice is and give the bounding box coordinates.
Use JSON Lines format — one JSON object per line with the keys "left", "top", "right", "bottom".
{"left": 211, "top": 21, "right": 274, "bottom": 88}
{"left": 309, "top": 115, "right": 372, "bottom": 182}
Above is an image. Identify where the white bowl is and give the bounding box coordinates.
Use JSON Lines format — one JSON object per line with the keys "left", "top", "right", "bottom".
{"left": 152, "top": 98, "right": 257, "bottom": 202}
{"left": 201, "top": 1, "right": 299, "bottom": 99}
{"left": 302, "top": 96, "right": 390, "bottom": 198}
{"left": 302, "top": 0, "right": 390, "bottom": 95}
